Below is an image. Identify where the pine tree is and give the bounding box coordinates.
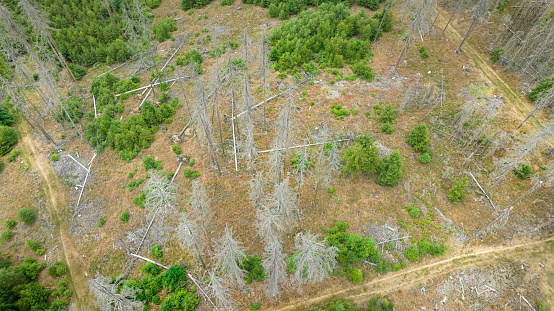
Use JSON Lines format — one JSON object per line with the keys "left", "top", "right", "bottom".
{"left": 376, "top": 150, "right": 403, "bottom": 187}
{"left": 406, "top": 124, "right": 430, "bottom": 152}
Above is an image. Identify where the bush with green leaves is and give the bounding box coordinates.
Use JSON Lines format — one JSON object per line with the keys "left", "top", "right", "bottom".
{"left": 376, "top": 150, "right": 402, "bottom": 187}
{"left": 142, "top": 262, "right": 163, "bottom": 275}
{"left": 405, "top": 245, "right": 419, "bottom": 261}
{"left": 18, "top": 208, "right": 37, "bottom": 226}
{"left": 183, "top": 169, "right": 199, "bottom": 179}
{"left": 0, "top": 161, "right": 3, "bottom": 172}
{"left": 0, "top": 104, "right": 14, "bottom": 126}
{"left": 341, "top": 135, "right": 380, "bottom": 176}
{"left": 172, "top": 144, "right": 182, "bottom": 154}
{"left": 97, "top": 217, "right": 106, "bottom": 227}
{"left": 419, "top": 46, "right": 429, "bottom": 59}
{"left": 346, "top": 266, "right": 363, "bottom": 284}
{"left": 408, "top": 207, "right": 421, "bottom": 218}
{"left": 181, "top": 0, "right": 211, "bottom": 10}
{"left": 25, "top": 240, "right": 41, "bottom": 252}
{"left": 175, "top": 50, "right": 203, "bottom": 74}
{"left": 47, "top": 262, "right": 68, "bottom": 277}
{"left": 406, "top": 124, "right": 430, "bottom": 153}
{"left": 6, "top": 149, "right": 19, "bottom": 163}
{"left": 381, "top": 122, "right": 393, "bottom": 134}
{"left": 269, "top": 3, "right": 279, "bottom": 17}
{"left": 221, "top": 0, "right": 234, "bottom": 5}
{"left": 330, "top": 104, "right": 350, "bottom": 119}
{"left": 513, "top": 163, "right": 532, "bottom": 179}
{"left": 269, "top": 3, "right": 392, "bottom": 77}
{"left": 162, "top": 265, "right": 188, "bottom": 291}
{"left": 145, "top": 0, "right": 162, "bottom": 9}
{"left": 377, "top": 105, "right": 396, "bottom": 123}
{"left": 119, "top": 211, "right": 130, "bottom": 223}
{"left": 51, "top": 154, "right": 59, "bottom": 162}
{"left": 417, "top": 241, "right": 447, "bottom": 256}
{"left": 143, "top": 157, "right": 163, "bottom": 171}
{"left": 249, "top": 302, "right": 261, "bottom": 311}
{"left": 418, "top": 153, "right": 431, "bottom": 163}
{"left": 68, "top": 63, "right": 87, "bottom": 80}
{"left": 160, "top": 288, "right": 199, "bottom": 311}
{"left": 326, "top": 222, "right": 379, "bottom": 267}
{"left": 490, "top": 47, "right": 504, "bottom": 64}
{"left": 151, "top": 244, "right": 163, "bottom": 260}
{"left": 133, "top": 192, "right": 147, "bottom": 208}
{"left": 0, "top": 125, "right": 18, "bottom": 156}
{"left": 291, "top": 152, "right": 311, "bottom": 172}
{"left": 153, "top": 18, "right": 178, "bottom": 42}
{"left": 4, "top": 219, "right": 16, "bottom": 229}
{"left": 240, "top": 256, "right": 266, "bottom": 283}
{"left": 1, "top": 230, "right": 13, "bottom": 241}
{"left": 447, "top": 176, "right": 469, "bottom": 203}
{"left": 528, "top": 78, "right": 553, "bottom": 101}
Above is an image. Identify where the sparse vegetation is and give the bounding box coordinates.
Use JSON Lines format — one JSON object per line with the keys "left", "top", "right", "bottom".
{"left": 119, "top": 211, "right": 130, "bottom": 223}
{"left": 513, "top": 163, "right": 532, "bottom": 179}
{"left": 447, "top": 176, "right": 469, "bottom": 203}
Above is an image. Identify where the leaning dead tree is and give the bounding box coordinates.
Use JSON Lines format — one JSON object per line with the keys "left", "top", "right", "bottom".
{"left": 268, "top": 89, "right": 296, "bottom": 182}
{"left": 89, "top": 275, "right": 144, "bottom": 311}
{"left": 176, "top": 211, "right": 208, "bottom": 270}
{"left": 455, "top": 0, "right": 493, "bottom": 54}
{"left": 508, "top": 159, "right": 554, "bottom": 209}
{"left": 290, "top": 232, "right": 339, "bottom": 292}
{"left": 214, "top": 225, "right": 247, "bottom": 289}
{"left": 513, "top": 87, "right": 554, "bottom": 135}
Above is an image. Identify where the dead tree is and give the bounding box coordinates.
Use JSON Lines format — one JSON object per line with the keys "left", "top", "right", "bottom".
{"left": 193, "top": 81, "right": 221, "bottom": 173}
{"left": 214, "top": 225, "right": 247, "bottom": 289}
{"left": 271, "top": 179, "right": 299, "bottom": 228}
{"left": 455, "top": 0, "right": 492, "bottom": 54}
{"left": 290, "top": 232, "right": 339, "bottom": 292}
{"left": 268, "top": 89, "right": 296, "bottom": 182}
{"left": 513, "top": 87, "right": 554, "bottom": 135}
{"left": 256, "top": 203, "right": 285, "bottom": 243}
{"left": 442, "top": 0, "right": 464, "bottom": 36}
{"left": 176, "top": 212, "right": 208, "bottom": 270}
{"left": 249, "top": 172, "right": 265, "bottom": 211}
{"left": 208, "top": 269, "right": 237, "bottom": 310}
{"left": 262, "top": 235, "right": 287, "bottom": 298}
{"left": 508, "top": 159, "right": 554, "bottom": 208}
{"left": 89, "top": 276, "right": 144, "bottom": 311}
{"left": 190, "top": 180, "right": 214, "bottom": 251}
{"left": 321, "top": 143, "right": 341, "bottom": 214}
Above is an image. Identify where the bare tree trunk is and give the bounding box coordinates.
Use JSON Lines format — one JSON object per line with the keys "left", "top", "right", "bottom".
{"left": 262, "top": 32, "right": 268, "bottom": 132}
{"left": 312, "top": 142, "right": 326, "bottom": 209}
{"left": 231, "top": 90, "right": 238, "bottom": 172}
{"left": 443, "top": 0, "right": 463, "bottom": 36}
{"left": 533, "top": 186, "right": 554, "bottom": 204}
{"left": 456, "top": 18, "right": 477, "bottom": 54}
{"left": 389, "top": 8, "right": 409, "bottom": 57}
{"left": 374, "top": 0, "right": 393, "bottom": 44}
{"left": 394, "top": 36, "right": 411, "bottom": 70}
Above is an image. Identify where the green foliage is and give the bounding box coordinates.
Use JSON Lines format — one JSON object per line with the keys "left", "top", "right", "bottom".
{"left": 57, "top": 97, "right": 85, "bottom": 123}
{"left": 292, "top": 152, "right": 311, "bottom": 171}
{"left": 326, "top": 222, "right": 379, "bottom": 267}
{"left": 330, "top": 103, "right": 351, "bottom": 119}
{"left": 269, "top": 3, "right": 389, "bottom": 79}
{"left": 47, "top": 262, "right": 68, "bottom": 277}
{"left": 221, "top": 0, "right": 234, "bottom": 5}
{"left": 240, "top": 256, "right": 266, "bottom": 283}
{"left": 381, "top": 122, "right": 393, "bottom": 134}
{"left": 496, "top": 0, "right": 511, "bottom": 12}
{"left": 181, "top": 0, "right": 211, "bottom": 10}
{"left": 351, "top": 109, "right": 359, "bottom": 115}
{"left": 536, "top": 300, "right": 548, "bottom": 311}
{"left": 0, "top": 161, "right": 3, "bottom": 172}
{"left": 490, "top": 47, "right": 504, "bottom": 64}
{"left": 4, "top": 219, "right": 17, "bottom": 229}
{"left": 513, "top": 163, "right": 532, "bottom": 179}
{"left": 0, "top": 126, "right": 18, "bottom": 156}
{"left": 151, "top": 244, "right": 163, "bottom": 260}
{"left": 119, "top": 211, "right": 130, "bottom": 223}
{"left": 418, "top": 153, "right": 431, "bottom": 163}
{"left": 143, "top": 157, "right": 163, "bottom": 171}
{"left": 25, "top": 240, "right": 41, "bottom": 252}
{"left": 183, "top": 169, "right": 199, "bottom": 179}
{"left": 68, "top": 63, "right": 87, "bottom": 80}
{"left": 346, "top": 266, "right": 362, "bottom": 284}
{"left": 408, "top": 207, "right": 421, "bottom": 218}
{"left": 1, "top": 230, "right": 13, "bottom": 241}
{"left": 357, "top": 0, "right": 382, "bottom": 10}
{"left": 249, "top": 302, "right": 261, "bottom": 311}
{"left": 152, "top": 18, "right": 178, "bottom": 42}
{"left": 162, "top": 265, "right": 188, "bottom": 291}
{"left": 142, "top": 262, "right": 163, "bottom": 275}
{"left": 447, "top": 176, "right": 469, "bottom": 203}
{"left": 406, "top": 124, "right": 430, "bottom": 152}
{"left": 51, "top": 154, "right": 59, "bottom": 162}
{"left": 0, "top": 104, "right": 14, "bottom": 126}
{"left": 7, "top": 149, "right": 20, "bottom": 163}
{"left": 528, "top": 78, "right": 553, "bottom": 101}
{"left": 377, "top": 105, "right": 396, "bottom": 123}
{"left": 172, "top": 144, "right": 182, "bottom": 154}
{"left": 146, "top": 0, "right": 163, "bottom": 9}
{"left": 175, "top": 50, "right": 203, "bottom": 74}
{"left": 14, "top": 282, "right": 51, "bottom": 311}
{"left": 405, "top": 245, "right": 419, "bottom": 261}
{"left": 341, "top": 137, "right": 380, "bottom": 176}
{"left": 133, "top": 192, "right": 147, "bottom": 208}
{"left": 97, "top": 217, "right": 106, "bottom": 227}
{"left": 50, "top": 299, "right": 69, "bottom": 310}
{"left": 417, "top": 241, "right": 447, "bottom": 256}
{"left": 18, "top": 208, "right": 37, "bottom": 226}
{"left": 160, "top": 288, "right": 199, "bottom": 311}
{"left": 376, "top": 150, "right": 402, "bottom": 187}
{"left": 418, "top": 46, "right": 429, "bottom": 59}
{"left": 373, "top": 104, "right": 382, "bottom": 115}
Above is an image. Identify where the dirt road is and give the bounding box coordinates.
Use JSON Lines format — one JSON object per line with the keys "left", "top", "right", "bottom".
{"left": 274, "top": 236, "right": 554, "bottom": 310}
{"left": 19, "top": 127, "right": 90, "bottom": 310}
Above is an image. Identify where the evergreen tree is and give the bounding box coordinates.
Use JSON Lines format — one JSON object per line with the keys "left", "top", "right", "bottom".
{"left": 406, "top": 124, "right": 430, "bottom": 152}
{"left": 376, "top": 150, "right": 402, "bottom": 187}
{"left": 0, "top": 104, "right": 14, "bottom": 126}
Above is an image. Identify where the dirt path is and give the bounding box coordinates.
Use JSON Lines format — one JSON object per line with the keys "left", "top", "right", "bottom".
{"left": 19, "top": 127, "right": 90, "bottom": 310}
{"left": 274, "top": 236, "right": 554, "bottom": 310}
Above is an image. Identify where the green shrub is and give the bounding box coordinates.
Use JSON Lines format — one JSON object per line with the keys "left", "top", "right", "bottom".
{"left": 240, "top": 256, "right": 266, "bottom": 283}
{"left": 326, "top": 221, "right": 381, "bottom": 268}
{"left": 50, "top": 299, "right": 69, "bottom": 310}
{"left": 48, "top": 262, "right": 68, "bottom": 277}
{"left": 381, "top": 122, "right": 393, "bottom": 134}
{"left": 0, "top": 125, "right": 18, "bottom": 156}
{"left": 330, "top": 103, "right": 350, "bottom": 119}
{"left": 408, "top": 208, "right": 421, "bottom": 218}
{"left": 163, "top": 265, "right": 188, "bottom": 290}
{"left": 151, "top": 244, "right": 163, "bottom": 260}
{"left": 376, "top": 150, "right": 403, "bottom": 187}
{"left": 128, "top": 172, "right": 134, "bottom": 179}
{"left": 291, "top": 152, "right": 310, "bottom": 172}
{"left": 7, "top": 149, "right": 19, "bottom": 162}
{"left": 373, "top": 104, "right": 382, "bottom": 115}
{"left": 377, "top": 105, "right": 396, "bottom": 123}
{"left": 143, "top": 157, "right": 163, "bottom": 171}
{"left": 528, "top": 78, "right": 553, "bottom": 101}
{"left": 51, "top": 154, "right": 59, "bottom": 162}
{"left": 152, "top": 18, "right": 178, "bottom": 42}
{"left": 249, "top": 302, "right": 261, "bottom": 311}
{"left": 133, "top": 192, "right": 147, "bottom": 208}
{"left": 0, "top": 105, "right": 14, "bottom": 126}
{"left": 0, "top": 161, "right": 3, "bottom": 172}
{"left": 1, "top": 230, "right": 13, "bottom": 241}
{"left": 419, "top": 46, "right": 429, "bottom": 59}
{"left": 352, "top": 109, "right": 359, "bottom": 115}
{"left": 142, "top": 262, "right": 163, "bottom": 275}
{"left": 68, "top": 63, "right": 87, "bottom": 80}
{"left": 279, "top": 7, "right": 290, "bottom": 20}
{"left": 418, "top": 241, "right": 447, "bottom": 256}
{"left": 447, "top": 176, "right": 469, "bottom": 203}
{"left": 172, "top": 144, "right": 182, "bottom": 154}
{"left": 97, "top": 217, "right": 106, "bottom": 227}
{"left": 145, "top": 0, "right": 162, "bottom": 9}
{"left": 183, "top": 169, "right": 199, "bottom": 179}
{"left": 4, "top": 219, "right": 16, "bottom": 229}
{"left": 490, "top": 47, "right": 504, "bottom": 64}
{"left": 351, "top": 62, "right": 374, "bottom": 81}
{"left": 406, "top": 124, "right": 430, "bottom": 152}
{"left": 221, "top": 0, "right": 234, "bottom": 5}
{"left": 269, "top": 3, "right": 279, "bottom": 17}
{"left": 405, "top": 245, "right": 419, "bottom": 261}
{"left": 418, "top": 153, "right": 431, "bottom": 163}
{"left": 347, "top": 266, "right": 363, "bottom": 284}
{"left": 25, "top": 240, "right": 41, "bottom": 252}
{"left": 513, "top": 163, "right": 532, "bottom": 179}
{"left": 18, "top": 208, "right": 37, "bottom": 225}
{"left": 119, "top": 211, "right": 130, "bottom": 223}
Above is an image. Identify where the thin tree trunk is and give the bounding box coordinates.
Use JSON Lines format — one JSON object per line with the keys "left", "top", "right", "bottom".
{"left": 374, "top": 0, "right": 393, "bottom": 44}
{"left": 231, "top": 90, "right": 238, "bottom": 172}
{"left": 394, "top": 36, "right": 411, "bottom": 70}
{"left": 533, "top": 186, "right": 554, "bottom": 204}
{"left": 443, "top": 0, "right": 463, "bottom": 36}
{"left": 312, "top": 142, "right": 326, "bottom": 209}
{"left": 262, "top": 32, "right": 268, "bottom": 132}
{"left": 456, "top": 18, "right": 477, "bottom": 54}
{"left": 389, "top": 8, "right": 409, "bottom": 57}
{"left": 214, "top": 90, "right": 225, "bottom": 157}
{"left": 57, "top": 0, "right": 75, "bottom": 26}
